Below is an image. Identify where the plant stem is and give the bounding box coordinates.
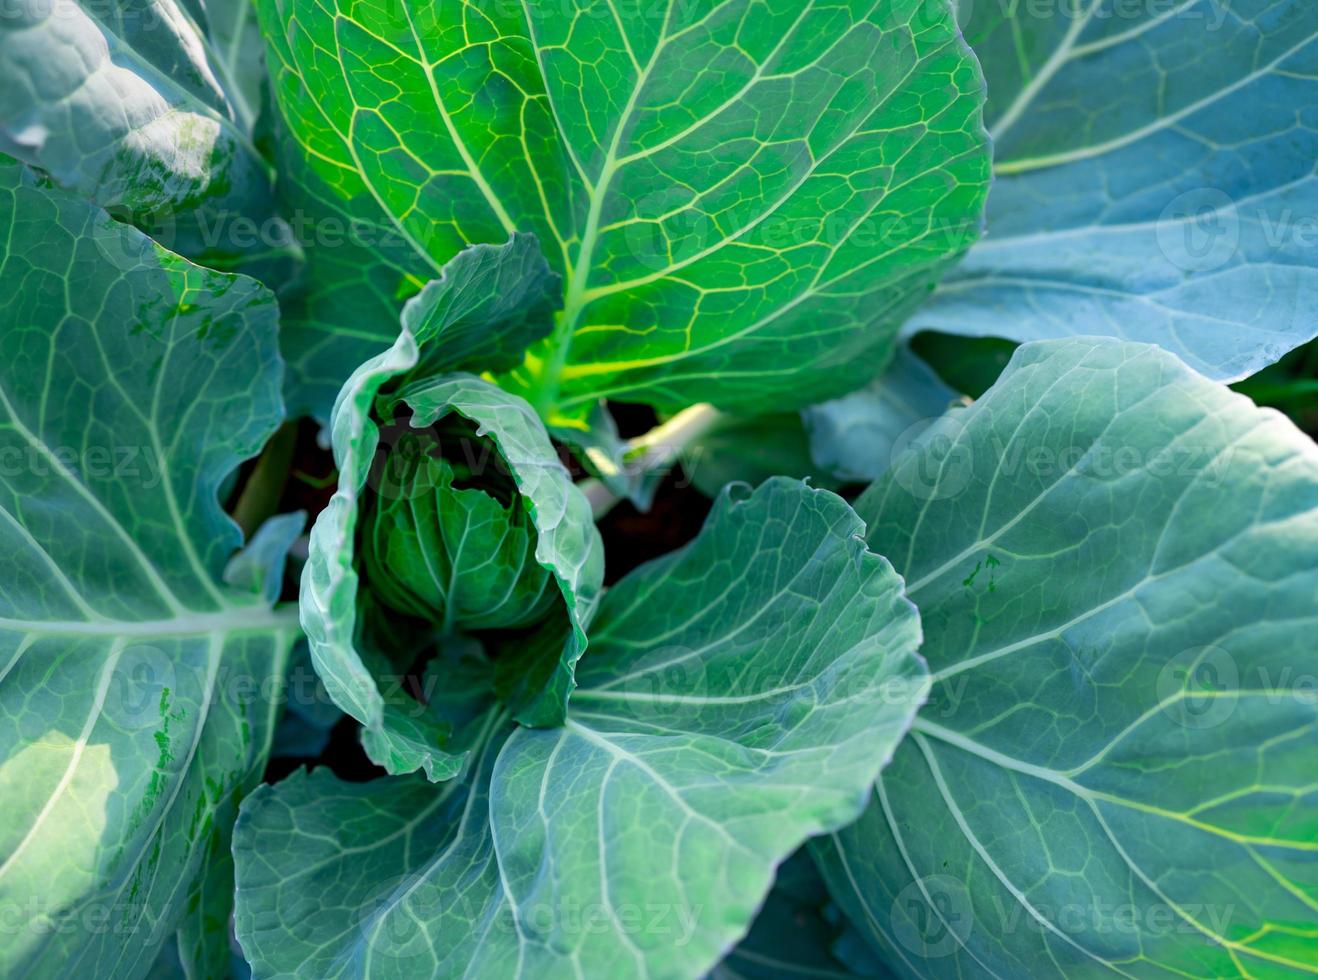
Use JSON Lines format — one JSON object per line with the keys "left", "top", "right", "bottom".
{"left": 582, "top": 477, "right": 621, "bottom": 521}
{"left": 232, "top": 422, "right": 297, "bottom": 538}
{"left": 582, "top": 403, "right": 723, "bottom": 519}
{"left": 626, "top": 402, "right": 722, "bottom": 467}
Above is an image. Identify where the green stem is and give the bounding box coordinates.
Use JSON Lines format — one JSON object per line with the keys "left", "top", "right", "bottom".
{"left": 582, "top": 403, "right": 722, "bottom": 519}
{"left": 232, "top": 422, "right": 297, "bottom": 538}
{"left": 625, "top": 402, "right": 722, "bottom": 466}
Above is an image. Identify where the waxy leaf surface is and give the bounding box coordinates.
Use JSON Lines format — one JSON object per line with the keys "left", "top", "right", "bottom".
{"left": 0, "top": 159, "right": 299, "bottom": 977}
{"left": 815, "top": 337, "right": 1318, "bottom": 977}
{"left": 236, "top": 479, "right": 928, "bottom": 979}
{"left": 914, "top": 0, "right": 1318, "bottom": 380}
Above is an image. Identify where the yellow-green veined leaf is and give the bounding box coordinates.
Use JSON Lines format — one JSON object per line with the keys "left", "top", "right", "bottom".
{"left": 258, "top": 0, "right": 991, "bottom": 420}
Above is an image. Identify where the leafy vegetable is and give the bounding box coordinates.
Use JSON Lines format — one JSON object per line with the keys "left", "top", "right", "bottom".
{"left": 5, "top": 0, "right": 1317, "bottom": 977}
{"left": 0, "top": 0, "right": 284, "bottom": 273}
{"left": 803, "top": 345, "right": 961, "bottom": 484}
{"left": 258, "top": 0, "right": 991, "bottom": 420}
{"left": 0, "top": 158, "right": 298, "bottom": 976}
{"left": 914, "top": 0, "right": 1318, "bottom": 380}
{"left": 235, "top": 478, "right": 928, "bottom": 979}
{"left": 361, "top": 454, "right": 556, "bottom": 631}
{"left": 814, "top": 337, "right": 1318, "bottom": 977}
{"left": 387, "top": 373, "right": 604, "bottom": 725}
{"left": 299, "top": 235, "right": 604, "bottom": 770}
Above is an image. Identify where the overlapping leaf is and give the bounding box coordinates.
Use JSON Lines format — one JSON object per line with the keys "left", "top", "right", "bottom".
{"left": 0, "top": 0, "right": 278, "bottom": 251}
{"left": 257, "top": 0, "right": 990, "bottom": 420}
{"left": 272, "top": 134, "right": 433, "bottom": 420}
{"left": 814, "top": 337, "right": 1318, "bottom": 977}
{"left": 684, "top": 412, "right": 840, "bottom": 500}
{"left": 401, "top": 233, "right": 562, "bottom": 380}
{"left": 236, "top": 479, "right": 928, "bottom": 979}
{"left": 709, "top": 849, "right": 883, "bottom": 979}
{"left": 300, "top": 235, "right": 601, "bottom": 764}
{"left": 913, "top": 0, "right": 1318, "bottom": 380}
{"left": 0, "top": 159, "right": 299, "bottom": 976}
{"left": 202, "top": 0, "right": 267, "bottom": 128}
{"left": 388, "top": 374, "right": 604, "bottom": 726}
{"left": 803, "top": 345, "right": 960, "bottom": 484}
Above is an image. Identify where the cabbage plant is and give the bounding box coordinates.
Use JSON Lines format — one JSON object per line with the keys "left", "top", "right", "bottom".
{"left": 0, "top": 0, "right": 1315, "bottom": 978}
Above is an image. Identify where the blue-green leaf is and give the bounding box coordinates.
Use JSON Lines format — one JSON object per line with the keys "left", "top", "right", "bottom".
{"left": 803, "top": 346, "right": 961, "bottom": 484}
{"left": 913, "top": 0, "right": 1318, "bottom": 380}
{"left": 235, "top": 479, "right": 928, "bottom": 979}
{"left": 815, "top": 337, "right": 1318, "bottom": 977}
{"left": 0, "top": 158, "right": 299, "bottom": 976}
{"left": 0, "top": 0, "right": 277, "bottom": 252}
{"left": 272, "top": 133, "right": 432, "bottom": 421}
{"left": 300, "top": 330, "right": 418, "bottom": 737}
{"left": 224, "top": 511, "right": 306, "bottom": 605}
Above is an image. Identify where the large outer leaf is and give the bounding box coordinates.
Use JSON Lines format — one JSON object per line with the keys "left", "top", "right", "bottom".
{"left": 235, "top": 479, "right": 928, "bottom": 979}
{"left": 0, "top": 160, "right": 299, "bottom": 976}
{"left": 0, "top": 0, "right": 271, "bottom": 223}
{"left": 257, "top": 0, "right": 990, "bottom": 418}
{"left": 235, "top": 711, "right": 516, "bottom": 979}
{"left": 814, "top": 338, "right": 1318, "bottom": 977}
{"left": 913, "top": 0, "right": 1318, "bottom": 380}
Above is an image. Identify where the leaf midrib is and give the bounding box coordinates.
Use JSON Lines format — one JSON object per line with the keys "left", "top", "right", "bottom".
{"left": 911, "top": 717, "right": 1318, "bottom": 853}
{"left": 528, "top": 0, "right": 675, "bottom": 412}
{"left": 996, "top": 30, "right": 1316, "bottom": 175}
{"left": 0, "top": 605, "right": 301, "bottom": 637}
